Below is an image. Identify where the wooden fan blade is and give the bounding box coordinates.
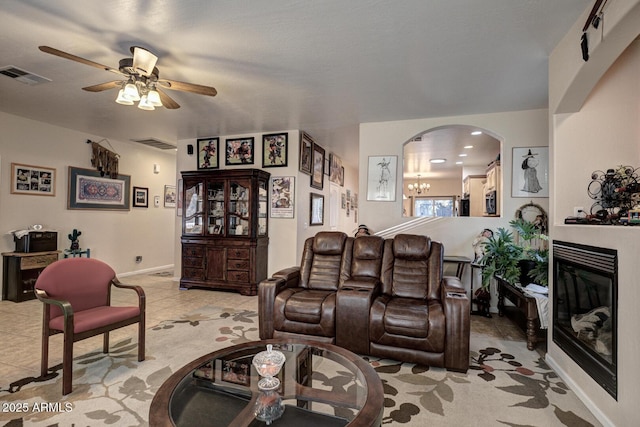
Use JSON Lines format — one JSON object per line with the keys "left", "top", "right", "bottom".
{"left": 157, "top": 88, "right": 180, "bottom": 109}
{"left": 39, "top": 46, "right": 125, "bottom": 76}
{"left": 82, "top": 81, "right": 122, "bottom": 92}
{"left": 158, "top": 79, "right": 217, "bottom": 97}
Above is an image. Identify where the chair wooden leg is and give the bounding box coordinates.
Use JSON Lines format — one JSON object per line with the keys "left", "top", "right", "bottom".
{"left": 103, "top": 331, "right": 109, "bottom": 354}
{"left": 41, "top": 333, "right": 49, "bottom": 377}
{"left": 138, "top": 318, "right": 145, "bottom": 361}
{"left": 62, "top": 333, "right": 73, "bottom": 395}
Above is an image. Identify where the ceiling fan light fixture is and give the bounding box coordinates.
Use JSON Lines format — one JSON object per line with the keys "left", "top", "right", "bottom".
{"left": 115, "top": 88, "right": 134, "bottom": 105}
{"left": 138, "top": 94, "right": 155, "bottom": 110}
{"left": 132, "top": 46, "right": 158, "bottom": 77}
{"left": 123, "top": 80, "right": 140, "bottom": 101}
{"left": 147, "top": 89, "right": 163, "bottom": 107}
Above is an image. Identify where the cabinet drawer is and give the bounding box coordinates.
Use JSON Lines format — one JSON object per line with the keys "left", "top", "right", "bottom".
{"left": 227, "top": 259, "right": 249, "bottom": 270}
{"left": 227, "top": 270, "right": 249, "bottom": 282}
{"left": 227, "top": 248, "right": 249, "bottom": 259}
{"left": 21, "top": 254, "right": 58, "bottom": 270}
{"left": 183, "top": 257, "right": 204, "bottom": 268}
{"left": 183, "top": 268, "right": 204, "bottom": 280}
{"left": 183, "top": 245, "right": 204, "bottom": 258}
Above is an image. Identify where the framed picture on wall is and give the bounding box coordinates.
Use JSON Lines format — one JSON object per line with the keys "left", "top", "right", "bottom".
{"left": 197, "top": 137, "right": 219, "bottom": 169}
{"left": 299, "top": 131, "right": 313, "bottom": 175}
{"left": 11, "top": 163, "right": 56, "bottom": 196}
{"left": 311, "top": 143, "right": 325, "bottom": 190}
{"left": 225, "top": 137, "right": 254, "bottom": 165}
{"left": 68, "top": 167, "right": 130, "bottom": 210}
{"left": 164, "top": 185, "right": 176, "bottom": 207}
{"left": 310, "top": 193, "right": 324, "bottom": 225}
{"left": 366, "top": 155, "right": 397, "bottom": 201}
{"left": 262, "top": 133, "right": 288, "bottom": 167}
{"left": 512, "top": 147, "right": 549, "bottom": 197}
{"left": 270, "top": 176, "right": 295, "bottom": 218}
{"left": 133, "top": 186, "right": 149, "bottom": 208}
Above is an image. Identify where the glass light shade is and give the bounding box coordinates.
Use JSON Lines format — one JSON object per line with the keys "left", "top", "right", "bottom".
{"left": 138, "top": 95, "right": 155, "bottom": 110}
{"left": 123, "top": 82, "right": 140, "bottom": 101}
{"left": 147, "top": 89, "right": 163, "bottom": 107}
{"left": 115, "top": 89, "right": 134, "bottom": 105}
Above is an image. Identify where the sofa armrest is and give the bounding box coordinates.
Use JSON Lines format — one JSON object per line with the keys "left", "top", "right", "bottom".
{"left": 441, "top": 276, "right": 470, "bottom": 372}
{"left": 336, "top": 279, "right": 380, "bottom": 354}
{"left": 258, "top": 276, "right": 288, "bottom": 339}
{"left": 271, "top": 266, "right": 301, "bottom": 288}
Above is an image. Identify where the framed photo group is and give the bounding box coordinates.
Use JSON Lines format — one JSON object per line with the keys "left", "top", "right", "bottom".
{"left": 196, "top": 133, "right": 290, "bottom": 169}
{"left": 10, "top": 163, "right": 56, "bottom": 196}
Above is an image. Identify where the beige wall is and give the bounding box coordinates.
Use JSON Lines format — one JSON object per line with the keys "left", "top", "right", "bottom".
{"left": 548, "top": 2, "right": 640, "bottom": 425}
{"left": 358, "top": 109, "right": 550, "bottom": 276}
{"left": 0, "top": 112, "right": 177, "bottom": 288}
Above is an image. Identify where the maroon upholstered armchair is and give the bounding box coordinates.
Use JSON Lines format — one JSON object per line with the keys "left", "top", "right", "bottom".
{"left": 259, "top": 231, "right": 349, "bottom": 342}
{"left": 368, "top": 234, "right": 470, "bottom": 372}
{"left": 35, "top": 258, "right": 146, "bottom": 395}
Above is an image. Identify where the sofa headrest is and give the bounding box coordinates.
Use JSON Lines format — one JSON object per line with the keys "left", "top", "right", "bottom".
{"left": 393, "top": 234, "right": 431, "bottom": 260}
{"left": 313, "top": 232, "right": 347, "bottom": 255}
{"left": 353, "top": 235, "right": 384, "bottom": 259}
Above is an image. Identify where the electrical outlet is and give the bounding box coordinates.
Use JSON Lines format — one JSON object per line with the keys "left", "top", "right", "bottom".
{"left": 573, "top": 206, "right": 584, "bottom": 217}
{"left": 135, "top": 256, "right": 142, "bottom": 263}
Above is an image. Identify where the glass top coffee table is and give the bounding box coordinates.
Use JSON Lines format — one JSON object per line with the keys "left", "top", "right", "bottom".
{"left": 149, "top": 339, "right": 384, "bottom": 427}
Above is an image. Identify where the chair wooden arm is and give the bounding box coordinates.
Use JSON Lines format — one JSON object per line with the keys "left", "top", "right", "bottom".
{"left": 35, "top": 288, "right": 74, "bottom": 320}
{"left": 111, "top": 278, "right": 146, "bottom": 306}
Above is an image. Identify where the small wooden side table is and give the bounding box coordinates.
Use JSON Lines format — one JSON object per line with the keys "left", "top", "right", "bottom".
{"left": 2, "top": 251, "right": 60, "bottom": 302}
{"left": 496, "top": 276, "right": 545, "bottom": 351}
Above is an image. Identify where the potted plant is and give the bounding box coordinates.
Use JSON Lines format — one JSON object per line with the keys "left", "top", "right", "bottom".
{"left": 478, "top": 219, "right": 548, "bottom": 288}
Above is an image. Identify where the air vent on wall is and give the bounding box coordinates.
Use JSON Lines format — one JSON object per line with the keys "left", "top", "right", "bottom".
{"left": 0, "top": 66, "right": 51, "bottom": 85}
{"left": 130, "top": 138, "right": 176, "bottom": 150}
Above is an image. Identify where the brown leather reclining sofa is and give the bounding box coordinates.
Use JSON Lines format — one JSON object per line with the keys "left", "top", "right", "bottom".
{"left": 258, "top": 231, "right": 470, "bottom": 372}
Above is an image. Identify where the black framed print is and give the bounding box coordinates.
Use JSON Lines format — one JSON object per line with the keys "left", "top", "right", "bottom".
{"left": 299, "top": 131, "right": 313, "bottom": 175}
{"left": 133, "top": 186, "right": 149, "bottom": 208}
{"left": 225, "top": 137, "right": 254, "bottom": 165}
{"left": 262, "top": 133, "right": 288, "bottom": 167}
{"left": 311, "top": 143, "right": 325, "bottom": 190}
{"left": 197, "top": 137, "right": 219, "bottom": 169}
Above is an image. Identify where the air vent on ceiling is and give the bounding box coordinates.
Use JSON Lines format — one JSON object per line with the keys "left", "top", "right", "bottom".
{"left": 0, "top": 66, "right": 51, "bottom": 85}
{"left": 131, "top": 138, "right": 176, "bottom": 150}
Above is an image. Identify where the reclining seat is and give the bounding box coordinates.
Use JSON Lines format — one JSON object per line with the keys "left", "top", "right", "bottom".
{"left": 259, "top": 231, "right": 348, "bottom": 342}
{"left": 369, "top": 234, "right": 470, "bottom": 371}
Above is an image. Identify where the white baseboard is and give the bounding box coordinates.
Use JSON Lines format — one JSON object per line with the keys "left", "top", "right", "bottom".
{"left": 118, "top": 264, "right": 175, "bottom": 278}
{"left": 545, "top": 354, "right": 615, "bottom": 427}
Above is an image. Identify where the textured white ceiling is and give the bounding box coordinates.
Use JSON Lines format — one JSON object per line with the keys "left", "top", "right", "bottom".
{"left": 0, "top": 0, "right": 588, "bottom": 167}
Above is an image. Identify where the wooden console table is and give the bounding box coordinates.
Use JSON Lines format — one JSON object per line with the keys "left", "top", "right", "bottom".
{"left": 495, "top": 276, "right": 546, "bottom": 351}
{"left": 2, "top": 251, "right": 60, "bottom": 302}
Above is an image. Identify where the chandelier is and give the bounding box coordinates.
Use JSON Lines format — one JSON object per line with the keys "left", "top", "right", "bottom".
{"left": 408, "top": 174, "right": 430, "bottom": 194}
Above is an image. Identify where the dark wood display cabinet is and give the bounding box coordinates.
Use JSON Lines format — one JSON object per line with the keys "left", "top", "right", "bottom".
{"left": 180, "top": 168, "right": 270, "bottom": 296}
{"left": 2, "top": 251, "right": 60, "bottom": 302}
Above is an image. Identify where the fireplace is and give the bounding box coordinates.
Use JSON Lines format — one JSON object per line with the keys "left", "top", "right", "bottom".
{"left": 552, "top": 240, "right": 617, "bottom": 399}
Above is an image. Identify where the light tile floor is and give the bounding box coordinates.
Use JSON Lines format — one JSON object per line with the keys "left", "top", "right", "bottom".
{"left": 0, "top": 271, "right": 258, "bottom": 384}
{"left": 0, "top": 270, "right": 537, "bottom": 386}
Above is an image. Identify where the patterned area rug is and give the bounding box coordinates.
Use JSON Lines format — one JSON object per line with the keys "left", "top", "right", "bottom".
{"left": 0, "top": 306, "right": 600, "bottom": 426}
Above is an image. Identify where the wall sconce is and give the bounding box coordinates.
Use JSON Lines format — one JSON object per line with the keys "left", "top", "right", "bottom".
{"left": 408, "top": 174, "right": 430, "bottom": 194}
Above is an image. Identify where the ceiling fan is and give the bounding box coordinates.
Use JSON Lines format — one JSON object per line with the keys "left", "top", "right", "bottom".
{"left": 38, "top": 45, "right": 217, "bottom": 110}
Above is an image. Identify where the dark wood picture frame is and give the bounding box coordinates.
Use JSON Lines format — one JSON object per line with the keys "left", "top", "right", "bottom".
{"left": 310, "top": 192, "right": 324, "bottom": 225}
{"left": 133, "top": 186, "right": 149, "bottom": 208}
{"left": 225, "top": 137, "right": 255, "bottom": 165}
{"left": 310, "top": 143, "right": 325, "bottom": 190}
{"left": 197, "top": 137, "right": 219, "bottom": 170}
{"left": 262, "top": 133, "right": 288, "bottom": 167}
{"left": 68, "top": 166, "right": 131, "bottom": 210}
{"left": 299, "top": 131, "right": 313, "bottom": 175}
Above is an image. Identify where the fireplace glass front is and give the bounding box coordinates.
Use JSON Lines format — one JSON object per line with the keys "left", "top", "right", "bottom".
{"left": 552, "top": 240, "right": 617, "bottom": 399}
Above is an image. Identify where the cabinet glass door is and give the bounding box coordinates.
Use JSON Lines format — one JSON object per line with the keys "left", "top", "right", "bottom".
{"left": 258, "top": 178, "right": 268, "bottom": 236}
{"left": 228, "top": 180, "right": 250, "bottom": 236}
{"left": 184, "top": 181, "right": 204, "bottom": 234}
{"left": 207, "top": 180, "right": 225, "bottom": 235}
